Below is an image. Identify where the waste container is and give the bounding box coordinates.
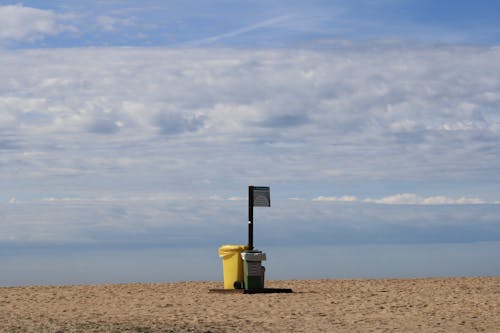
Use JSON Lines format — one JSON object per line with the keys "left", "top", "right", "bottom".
{"left": 241, "top": 250, "right": 266, "bottom": 290}
{"left": 218, "top": 245, "right": 248, "bottom": 289}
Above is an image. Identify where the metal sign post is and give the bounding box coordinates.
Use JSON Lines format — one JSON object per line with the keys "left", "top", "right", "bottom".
{"left": 248, "top": 186, "right": 254, "bottom": 250}
{"left": 248, "top": 185, "right": 270, "bottom": 250}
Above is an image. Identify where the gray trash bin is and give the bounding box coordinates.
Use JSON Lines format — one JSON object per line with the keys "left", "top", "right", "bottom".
{"left": 241, "top": 250, "right": 266, "bottom": 290}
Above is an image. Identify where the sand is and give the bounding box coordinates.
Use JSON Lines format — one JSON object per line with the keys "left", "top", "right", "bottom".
{"left": 1, "top": 277, "right": 499, "bottom": 332}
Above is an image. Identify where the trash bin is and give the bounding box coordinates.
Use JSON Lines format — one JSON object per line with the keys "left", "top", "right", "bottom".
{"left": 241, "top": 250, "right": 266, "bottom": 290}
{"left": 218, "top": 244, "right": 248, "bottom": 289}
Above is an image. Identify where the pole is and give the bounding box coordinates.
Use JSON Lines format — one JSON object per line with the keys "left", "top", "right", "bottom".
{"left": 248, "top": 185, "right": 254, "bottom": 250}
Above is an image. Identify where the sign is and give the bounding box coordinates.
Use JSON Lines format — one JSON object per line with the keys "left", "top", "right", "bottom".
{"left": 252, "top": 186, "right": 270, "bottom": 207}
{"left": 248, "top": 185, "right": 270, "bottom": 250}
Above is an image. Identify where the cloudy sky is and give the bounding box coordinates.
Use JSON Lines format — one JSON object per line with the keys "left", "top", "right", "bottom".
{"left": 1, "top": 0, "right": 500, "bottom": 262}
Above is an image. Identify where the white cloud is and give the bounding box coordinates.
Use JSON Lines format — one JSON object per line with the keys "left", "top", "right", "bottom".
{"left": 0, "top": 4, "right": 76, "bottom": 43}
{"left": 364, "top": 193, "right": 489, "bottom": 205}
{"left": 312, "top": 196, "right": 358, "bottom": 202}
{"left": 1, "top": 44, "right": 500, "bottom": 245}
{"left": 96, "top": 15, "right": 136, "bottom": 32}
{"left": 227, "top": 196, "right": 245, "bottom": 201}
{"left": 311, "top": 194, "right": 494, "bottom": 205}
{"left": 208, "top": 194, "right": 247, "bottom": 201}
{"left": 0, "top": 45, "right": 499, "bottom": 192}
{"left": 364, "top": 193, "right": 419, "bottom": 205}
{"left": 38, "top": 193, "right": 193, "bottom": 204}
{"left": 2, "top": 194, "right": 499, "bottom": 246}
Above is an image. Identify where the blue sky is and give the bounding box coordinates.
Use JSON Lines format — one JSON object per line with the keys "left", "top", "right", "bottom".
{"left": 1, "top": 1, "right": 500, "bottom": 280}
{"left": 2, "top": 0, "right": 500, "bottom": 48}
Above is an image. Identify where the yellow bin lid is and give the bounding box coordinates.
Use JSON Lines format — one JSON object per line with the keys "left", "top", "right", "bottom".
{"left": 218, "top": 244, "right": 248, "bottom": 258}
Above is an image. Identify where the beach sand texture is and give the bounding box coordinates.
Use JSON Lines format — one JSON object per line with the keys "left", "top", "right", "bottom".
{"left": 1, "top": 277, "right": 499, "bottom": 332}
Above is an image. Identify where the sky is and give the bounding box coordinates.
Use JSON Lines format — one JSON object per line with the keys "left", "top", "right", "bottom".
{"left": 1, "top": 1, "right": 500, "bottom": 284}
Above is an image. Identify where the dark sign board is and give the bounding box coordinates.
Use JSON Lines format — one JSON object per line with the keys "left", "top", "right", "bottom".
{"left": 253, "top": 186, "right": 270, "bottom": 207}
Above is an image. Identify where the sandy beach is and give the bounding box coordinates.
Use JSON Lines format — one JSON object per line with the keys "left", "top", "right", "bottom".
{"left": 1, "top": 277, "right": 499, "bottom": 332}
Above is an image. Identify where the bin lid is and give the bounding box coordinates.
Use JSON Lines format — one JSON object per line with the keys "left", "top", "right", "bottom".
{"left": 241, "top": 251, "right": 266, "bottom": 261}
{"left": 218, "top": 244, "right": 248, "bottom": 258}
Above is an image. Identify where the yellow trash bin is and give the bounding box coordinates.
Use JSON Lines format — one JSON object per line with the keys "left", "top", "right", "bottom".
{"left": 218, "top": 244, "right": 248, "bottom": 289}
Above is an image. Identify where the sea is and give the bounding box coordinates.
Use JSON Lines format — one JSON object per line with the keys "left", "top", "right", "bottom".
{"left": 1, "top": 242, "right": 499, "bottom": 287}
